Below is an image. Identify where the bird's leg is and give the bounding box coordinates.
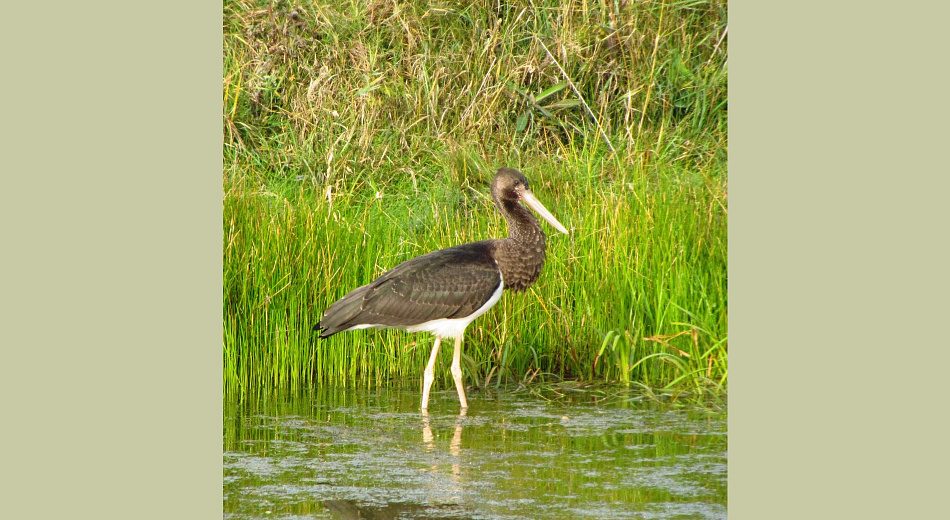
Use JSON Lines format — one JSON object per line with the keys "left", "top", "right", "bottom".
{"left": 451, "top": 335, "right": 468, "bottom": 409}
{"left": 421, "top": 335, "right": 442, "bottom": 411}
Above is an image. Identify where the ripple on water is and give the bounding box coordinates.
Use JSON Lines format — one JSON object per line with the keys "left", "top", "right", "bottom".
{"left": 224, "top": 386, "right": 727, "bottom": 520}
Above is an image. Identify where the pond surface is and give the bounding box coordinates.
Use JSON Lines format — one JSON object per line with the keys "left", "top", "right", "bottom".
{"left": 224, "top": 385, "right": 726, "bottom": 519}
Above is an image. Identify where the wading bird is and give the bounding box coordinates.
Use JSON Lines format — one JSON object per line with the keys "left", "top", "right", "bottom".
{"left": 314, "top": 168, "right": 568, "bottom": 410}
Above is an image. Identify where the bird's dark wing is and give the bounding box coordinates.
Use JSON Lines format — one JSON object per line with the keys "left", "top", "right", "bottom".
{"left": 316, "top": 240, "right": 502, "bottom": 337}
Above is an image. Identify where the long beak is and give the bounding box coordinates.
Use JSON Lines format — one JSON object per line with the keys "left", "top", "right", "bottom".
{"left": 519, "top": 188, "right": 569, "bottom": 234}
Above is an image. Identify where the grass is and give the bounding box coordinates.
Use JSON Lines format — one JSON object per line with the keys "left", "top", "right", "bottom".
{"left": 223, "top": 0, "right": 728, "bottom": 398}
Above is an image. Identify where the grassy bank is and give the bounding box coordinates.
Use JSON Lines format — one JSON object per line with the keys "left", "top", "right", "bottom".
{"left": 223, "top": 0, "right": 728, "bottom": 397}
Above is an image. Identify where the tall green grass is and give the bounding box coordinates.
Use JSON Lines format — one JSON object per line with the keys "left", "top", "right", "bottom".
{"left": 223, "top": 0, "right": 727, "bottom": 397}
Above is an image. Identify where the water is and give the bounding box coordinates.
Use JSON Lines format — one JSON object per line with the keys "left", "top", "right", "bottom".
{"left": 224, "top": 385, "right": 727, "bottom": 519}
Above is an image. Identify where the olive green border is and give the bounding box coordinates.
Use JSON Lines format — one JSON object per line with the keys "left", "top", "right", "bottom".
{"left": 730, "top": 1, "right": 947, "bottom": 518}
{"left": 4, "top": 2, "right": 222, "bottom": 517}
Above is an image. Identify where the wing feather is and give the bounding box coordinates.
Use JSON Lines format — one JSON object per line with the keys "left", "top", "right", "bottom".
{"left": 316, "top": 241, "right": 501, "bottom": 337}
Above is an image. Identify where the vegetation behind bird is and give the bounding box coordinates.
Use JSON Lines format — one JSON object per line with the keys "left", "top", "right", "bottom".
{"left": 223, "top": 0, "right": 728, "bottom": 399}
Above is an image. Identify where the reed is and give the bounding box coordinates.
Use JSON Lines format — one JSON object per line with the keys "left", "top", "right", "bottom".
{"left": 223, "top": 0, "right": 727, "bottom": 396}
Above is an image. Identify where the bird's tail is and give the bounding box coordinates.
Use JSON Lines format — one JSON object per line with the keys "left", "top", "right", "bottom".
{"left": 313, "top": 284, "right": 371, "bottom": 338}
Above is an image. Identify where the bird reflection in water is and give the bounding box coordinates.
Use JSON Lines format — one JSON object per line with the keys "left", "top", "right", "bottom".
{"left": 422, "top": 408, "right": 466, "bottom": 458}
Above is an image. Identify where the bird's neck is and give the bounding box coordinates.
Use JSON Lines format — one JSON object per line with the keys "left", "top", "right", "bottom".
{"left": 495, "top": 200, "right": 547, "bottom": 292}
